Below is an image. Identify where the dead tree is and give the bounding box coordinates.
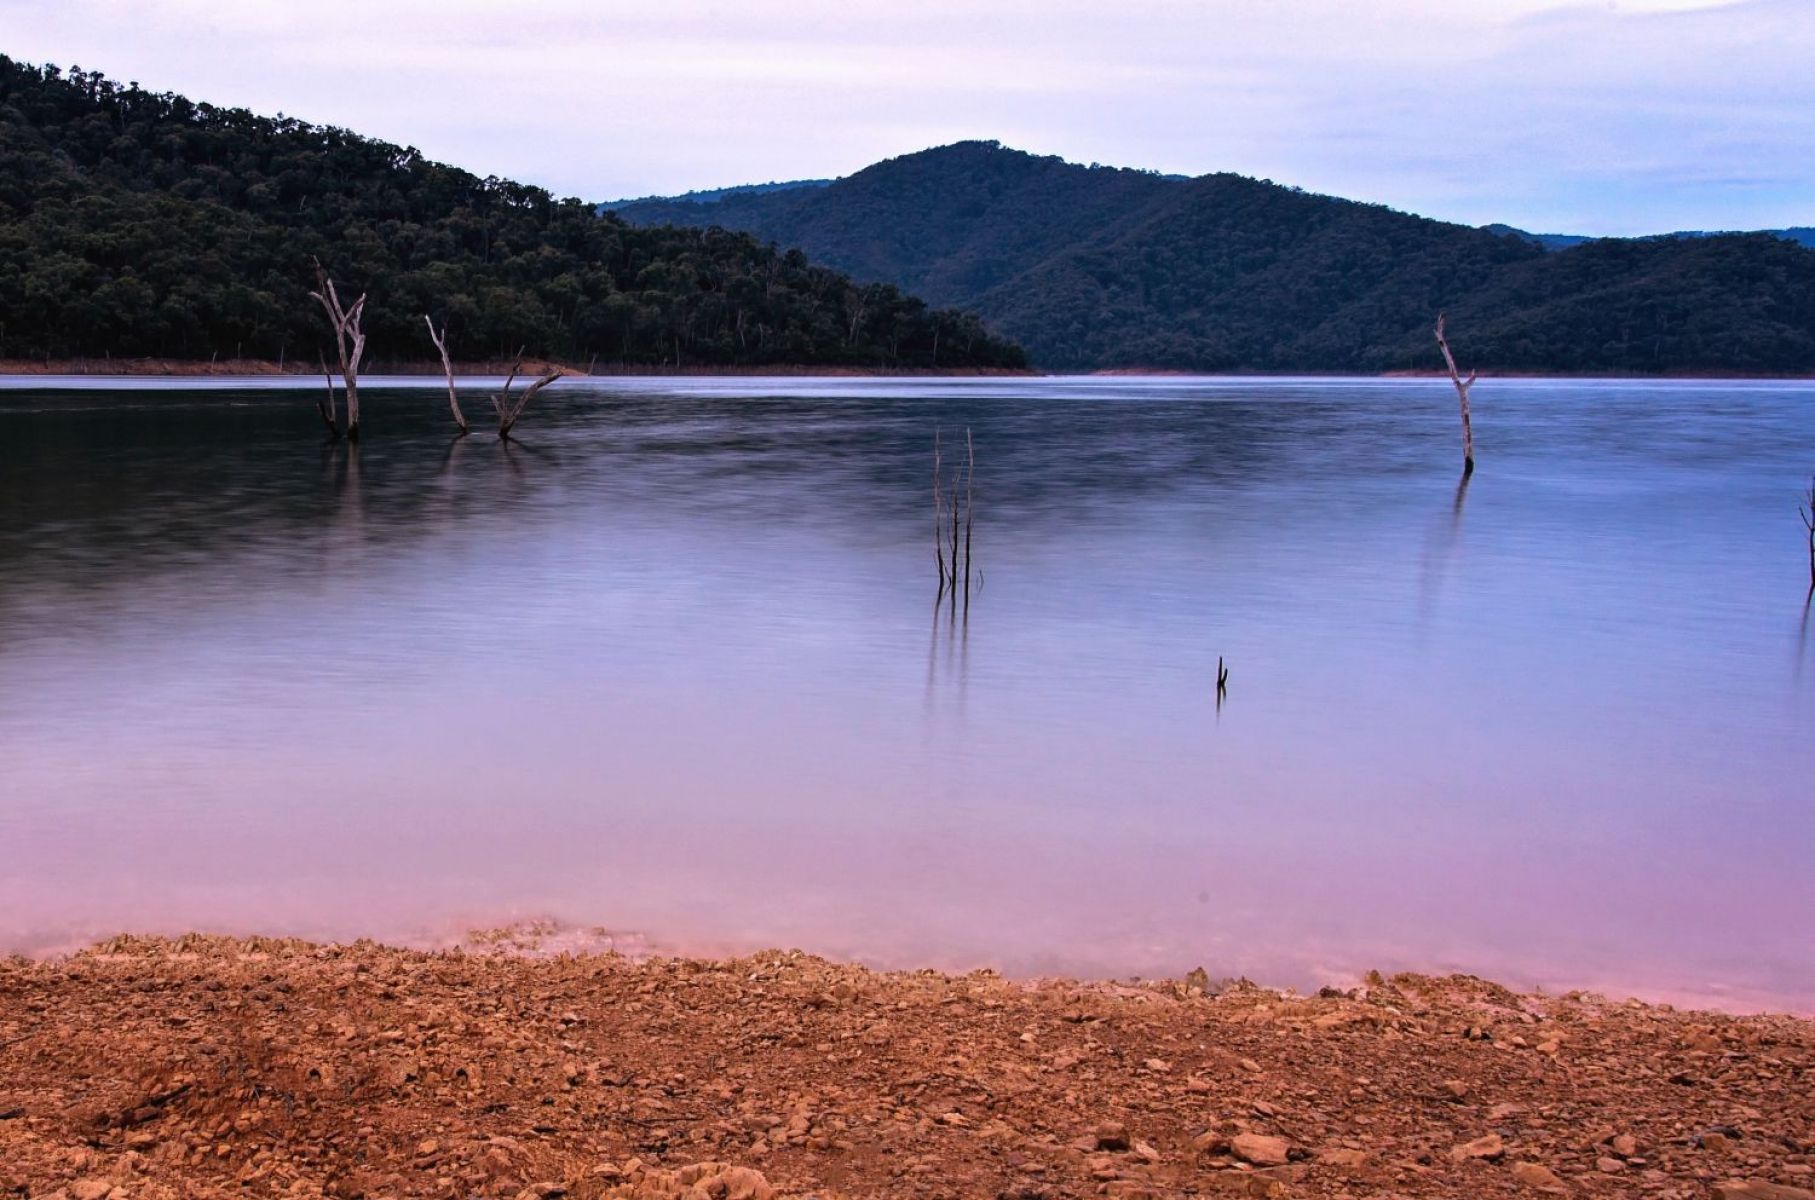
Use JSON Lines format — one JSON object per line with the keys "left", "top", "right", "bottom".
{"left": 1801, "top": 475, "right": 1814, "bottom": 594}
{"left": 963, "top": 428, "right": 975, "bottom": 596}
{"left": 934, "top": 430, "right": 947, "bottom": 586}
{"left": 491, "top": 351, "right": 563, "bottom": 440}
{"left": 424, "top": 316, "right": 468, "bottom": 436}
{"left": 310, "top": 260, "right": 368, "bottom": 440}
{"left": 1434, "top": 314, "right": 1477, "bottom": 477}
{"left": 932, "top": 427, "right": 977, "bottom": 598}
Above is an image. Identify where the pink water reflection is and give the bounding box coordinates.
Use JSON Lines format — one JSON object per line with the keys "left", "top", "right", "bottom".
{"left": 1, "top": 377, "right": 1810, "bottom": 1013}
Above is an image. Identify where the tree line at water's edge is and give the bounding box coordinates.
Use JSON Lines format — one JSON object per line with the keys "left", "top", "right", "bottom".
{"left": 0, "top": 57, "right": 1025, "bottom": 370}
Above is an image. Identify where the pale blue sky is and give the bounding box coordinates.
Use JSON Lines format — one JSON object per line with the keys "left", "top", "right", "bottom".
{"left": 2, "top": 0, "right": 1809, "bottom": 235}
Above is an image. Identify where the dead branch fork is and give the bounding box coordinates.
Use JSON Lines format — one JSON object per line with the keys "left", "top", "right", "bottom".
{"left": 492, "top": 349, "right": 564, "bottom": 440}
{"left": 310, "top": 259, "right": 368, "bottom": 440}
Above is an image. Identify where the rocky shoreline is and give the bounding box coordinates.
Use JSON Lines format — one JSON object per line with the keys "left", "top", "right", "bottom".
{"left": 0, "top": 934, "right": 1808, "bottom": 1199}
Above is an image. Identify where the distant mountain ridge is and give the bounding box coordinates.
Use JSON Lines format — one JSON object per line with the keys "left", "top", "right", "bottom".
{"left": 1484, "top": 223, "right": 1815, "bottom": 252}
{"left": 608, "top": 141, "right": 1815, "bottom": 374}
{"left": 602, "top": 178, "right": 833, "bottom": 207}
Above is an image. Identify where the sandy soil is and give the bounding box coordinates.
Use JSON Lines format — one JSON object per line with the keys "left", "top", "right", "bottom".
{"left": 0, "top": 932, "right": 1808, "bottom": 1200}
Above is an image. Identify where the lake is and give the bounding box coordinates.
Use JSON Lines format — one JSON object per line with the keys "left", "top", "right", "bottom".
{"left": 1, "top": 375, "right": 1810, "bottom": 1012}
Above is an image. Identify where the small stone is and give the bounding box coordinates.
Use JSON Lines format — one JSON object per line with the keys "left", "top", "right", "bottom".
{"left": 1510, "top": 1161, "right": 1565, "bottom": 1190}
{"left": 1450, "top": 1133, "right": 1505, "bottom": 1162}
{"left": 1596, "top": 1156, "right": 1626, "bottom": 1173}
{"left": 1711, "top": 1184, "right": 1815, "bottom": 1200}
{"left": 1318, "top": 1148, "right": 1370, "bottom": 1169}
{"left": 416, "top": 1138, "right": 439, "bottom": 1156}
{"left": 1702, "top": 1132, "right": 1733, "bottom": 1152}
{"left": 1230, "top": 1132, "right": 1291, "bottom": 1166}
{"left": 1192, "top": 1130, "right": 1230, "bottom": 1155}
{"left": 1610, "top": 1134, "right": 1638, "bottom": 1157}
{"left": 1238, "top": 1058, "right": 1262, "bottom": 1073}
{"left": 1184, "top": 967, "right": 1211, "bottom": 995}
{"left": 69, "top": 1183, "right": 113, "bottom": 1200}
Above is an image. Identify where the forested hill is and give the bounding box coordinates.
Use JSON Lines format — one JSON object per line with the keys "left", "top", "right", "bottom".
{"left": 0, "top": 58, "right": 1024, "bottom": 370}
{"left": 610, "top": 141, "right": 1815, "bottom": 375}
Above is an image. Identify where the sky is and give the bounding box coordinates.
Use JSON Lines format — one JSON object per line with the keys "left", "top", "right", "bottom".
{"left": 2, "top": 0, "right": 1809, "bottom": 235}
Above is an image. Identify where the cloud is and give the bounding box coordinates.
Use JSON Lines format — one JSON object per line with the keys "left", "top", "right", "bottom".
{"left": 0, "top": 0, "right": 1807, "bottom": 233}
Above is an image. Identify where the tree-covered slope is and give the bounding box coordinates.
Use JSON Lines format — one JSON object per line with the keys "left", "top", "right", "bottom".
{"left": 610, "top": 141, "right": 1815, "bottom": 374}
{"left": 0, "top": 58, "right": 1024, "bottom": 369}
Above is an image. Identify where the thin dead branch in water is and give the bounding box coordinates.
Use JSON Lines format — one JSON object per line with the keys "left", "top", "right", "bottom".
{"left": 1801, "top": 474, "right": 1814, "bottom": 595}
{"left": 424, "top": 316, "right": 467, "bottom": 436}
{"left": 310, "top": 260, "right": 368, "bottom": 440}
{"left": 491, "top": 346, "right": 563, "bottom": 440}
{"left": 932, "top": 427, "right": 977, "bottom": 603}
{"left": 964, "top": 429, "right": 976, "bottom": 602}
{"left": 1434, "top": 314, "right": 1477, "bottom": 477}
{"left": 934, "top": 430, "right": 947, "bottom": 588}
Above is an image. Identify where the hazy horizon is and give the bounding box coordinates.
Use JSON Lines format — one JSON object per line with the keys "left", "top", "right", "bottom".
{"left": 2, "top": 0, "right": 1810, "bottom": 237}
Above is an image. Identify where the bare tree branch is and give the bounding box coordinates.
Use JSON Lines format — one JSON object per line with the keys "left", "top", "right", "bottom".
{"left": 934, "top": 430, "right": 947, "bottom": 590}
{"left": 310, "top": 259, "right": 368, "bottom": 440}
{"left": 1802, "top": 475, "right": 1814, "bottom": 594}
{"left": 1435, "top": 313, "right": 1477, "bottom": 476}
{"left": 490, "top": 348, "right": 562, "bottom": 439}
{"left": 424, "top": 316, "right": 467, "bottom": 435}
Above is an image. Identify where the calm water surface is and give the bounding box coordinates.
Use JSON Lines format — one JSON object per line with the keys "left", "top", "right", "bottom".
{"left": 1, "top": 376, "right": 1810, "bottom": 1011}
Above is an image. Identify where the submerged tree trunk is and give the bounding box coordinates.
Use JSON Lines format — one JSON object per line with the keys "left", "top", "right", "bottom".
{"left": 424, "top": 316, "right": 468, "bottom": 435}
{"left": 310, "top": 260, "right": 368, "bottom": 440}
{"left": 1434, "top": 314, "right": 1477, "bottom": 476}
{"left": 1801, "top": 475, "right": 1814, "bottom": 594}
{"left": 932, "top": 427, "right": 977, "bottom": 599}
{"left": 491, "top": 351, "right": 563, "bottom": 439}
{"left": 933, "top": 430, "right": 947, "bottom": 589}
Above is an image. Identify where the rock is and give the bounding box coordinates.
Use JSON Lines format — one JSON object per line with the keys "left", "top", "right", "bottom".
{"left": 1238, "top": 1058, "right": 1262, "bottom": 1073}
{"left": 1510, "top": 1161, "right": 1565, "bottom": 1190}
{"left": 1230, "top": 1133, "right": 1291, "bottom": 1167}
{"left": 1711, "top": 1184, "right": 1815, "bottom": 1200}
{"left": 1610, "top": 1134, "right": 1637, "bottom": 1157}
{"left": 1192, "top": 1131, "right": 1231, "bottom": 1155}
{"left": 1450, "top": 1133, "right": 1505, "bottom": 1162}
{"left": 1702, "top": 1132, "right": 1734, "bottom": 1152}
{"left": 1094, "top": 1123, "right": 1131, "bottom": 1152}
{"left": 1596, "top": 1156, "right": 1626, "bottom": 1173}
{"left": 1317, "top": 1148, "right": 1370, "bottom": 1169}
{"left": 69, "top": 1182, "right": 113, "bottom": 1200}
{"left": 1184, "top": 967, "right": 1211, "bottom": 995}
